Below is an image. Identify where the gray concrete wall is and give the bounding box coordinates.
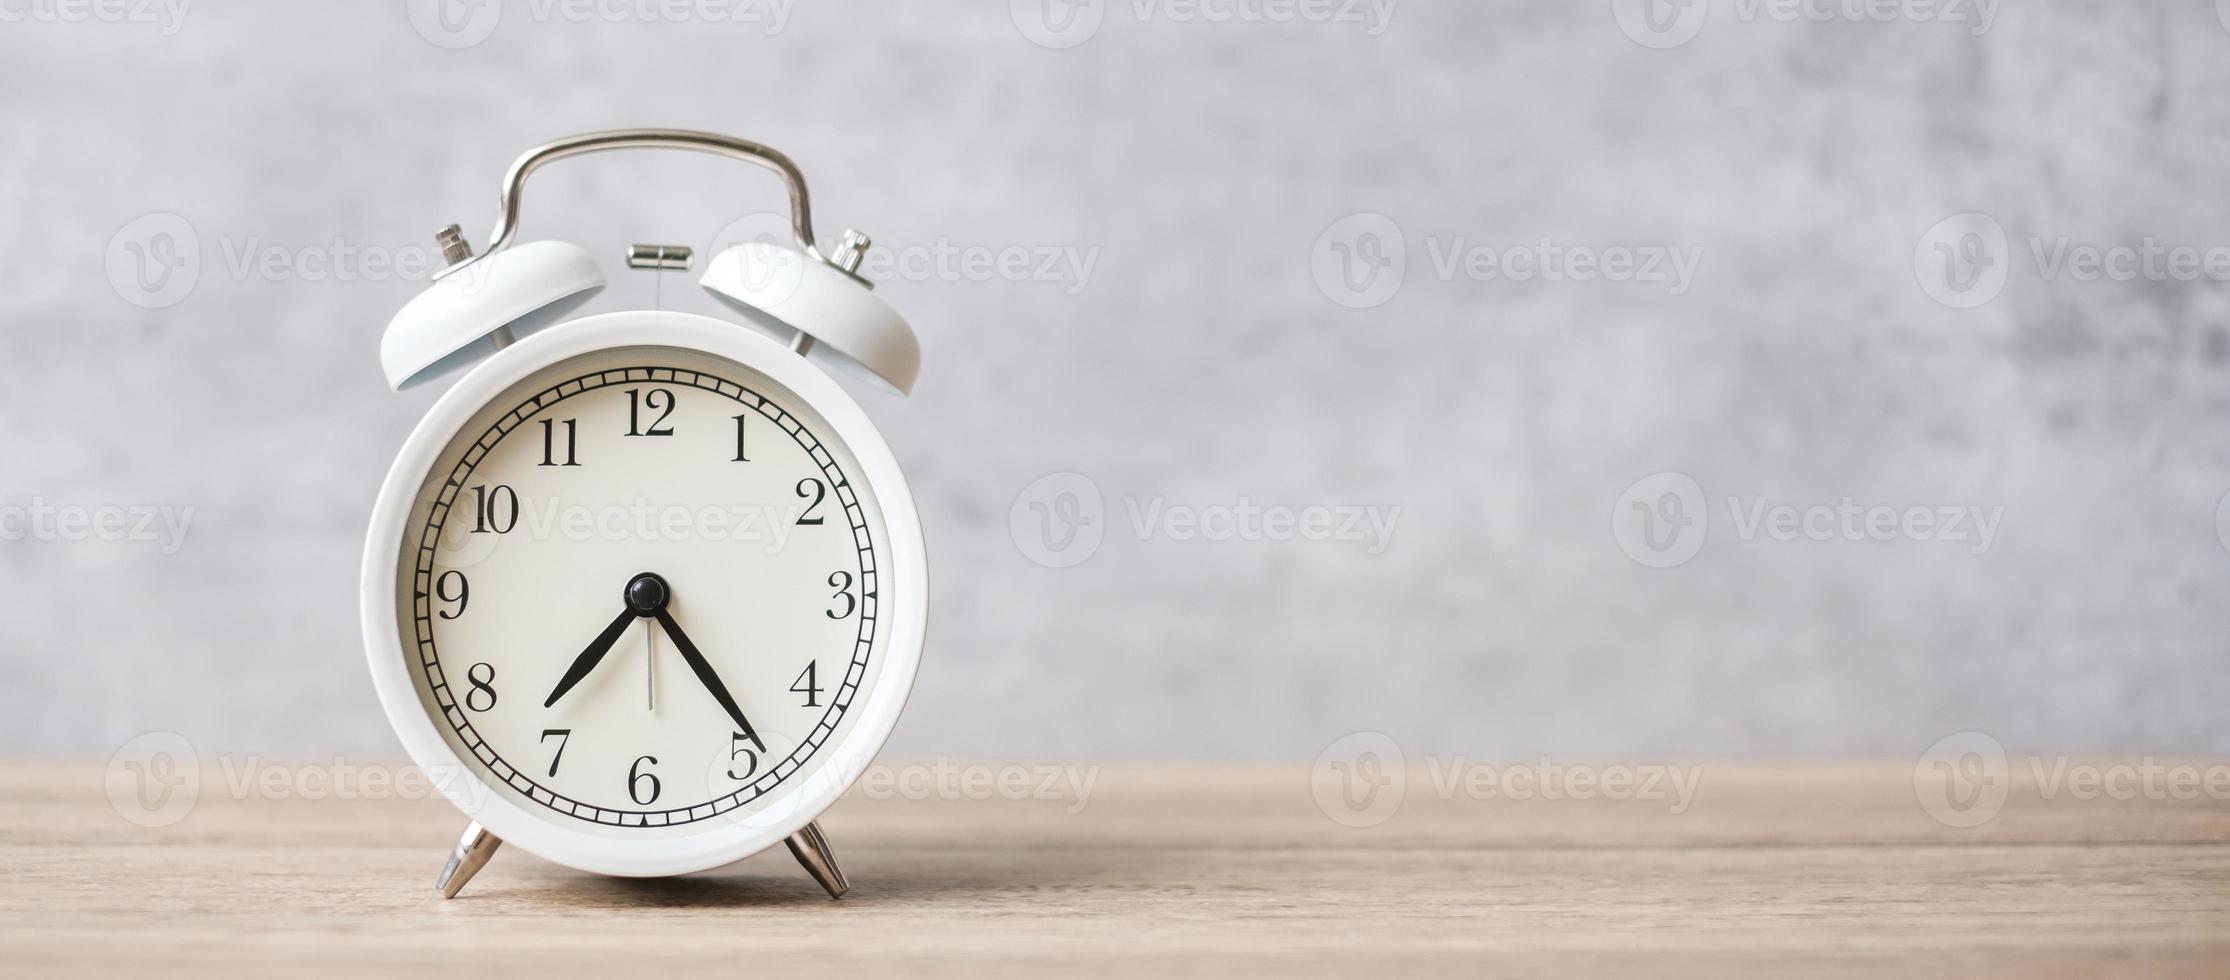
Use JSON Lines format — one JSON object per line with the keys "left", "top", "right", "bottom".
{"left": 3, "top": 0, "right": 2226, "bottom": 759}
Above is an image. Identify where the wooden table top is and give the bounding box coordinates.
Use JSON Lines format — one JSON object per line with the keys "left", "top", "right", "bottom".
{"left": 3, "top": 759, "right": 2226, "bottom": 977}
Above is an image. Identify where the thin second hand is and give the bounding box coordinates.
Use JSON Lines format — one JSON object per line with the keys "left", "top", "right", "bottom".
{"left": 645, "top": 619, "right": 656, "bottom": 712}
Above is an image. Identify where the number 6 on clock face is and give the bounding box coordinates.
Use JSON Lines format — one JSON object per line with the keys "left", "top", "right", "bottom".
{"left": 361, "top": 312, "right": 927, "bottom": 878}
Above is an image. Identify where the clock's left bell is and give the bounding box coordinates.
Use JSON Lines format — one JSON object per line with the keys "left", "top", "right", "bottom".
{"left": 381, "top": 229, "right": 606, "bottom": 390}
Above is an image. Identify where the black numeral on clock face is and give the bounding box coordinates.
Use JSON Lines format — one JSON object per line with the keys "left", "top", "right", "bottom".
{"left": 731, "top": 413, "right": 751, "bottom": 462}
{"left": 791, "top": 662, "right": 823, "bottom": 708}
{"left": 540, "top": 729, "right": 571, "bottom": 777}
{"left": 826, "top": 571, "right": 856, "bottom": 619}
{"left": 469, "top": 485, "right": 518, "bottom": 534}
{"left": 538, "top": 418, "right": 580, "bottom": 467}
{"left": 795, "top": 478, "right": 827, "bottom": 525}
{"left": 434, "top": 570, "right": 470, "bottom": 620}
{"left": 628, "top": 755, "right": 662, "bottom": 804}
{"left": 625, "top": 388, "right": 676, "bottom": 437}
{"left": 464, "top": 662, "right": 498, "bottom": 712}
{"left": 727, "top": 731, "right": 768, "bottom": 780}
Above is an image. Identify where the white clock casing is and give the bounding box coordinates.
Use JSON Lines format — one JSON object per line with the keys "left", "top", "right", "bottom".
{"left": 359, "top": 310, "right": 928, "bottom": 878}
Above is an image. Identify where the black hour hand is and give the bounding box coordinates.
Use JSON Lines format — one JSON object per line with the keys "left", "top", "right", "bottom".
{"left": 543, "top": 608, "right": 637, "bottom": 709}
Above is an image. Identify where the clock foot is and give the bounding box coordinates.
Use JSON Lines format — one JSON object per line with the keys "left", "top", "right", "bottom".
{"left": 784, "top": 820, "right": 848, "bottom": 899}
{"left": 436, "top": 821, "right": 503, "bottom": 899}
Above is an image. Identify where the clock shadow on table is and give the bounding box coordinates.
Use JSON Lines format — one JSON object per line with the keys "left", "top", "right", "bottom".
{"left": 482, "top": 856, "right": 1028, "bottom": 910}
{"left": 511, "top": 874, "right": 832, "bottom": 910}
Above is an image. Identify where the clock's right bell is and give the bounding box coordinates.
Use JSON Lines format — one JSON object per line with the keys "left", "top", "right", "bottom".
{"left": 700, "top": 235, "right": 920, "bottom": 396}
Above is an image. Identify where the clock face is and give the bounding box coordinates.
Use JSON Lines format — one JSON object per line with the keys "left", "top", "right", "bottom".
{"left": 391, "top": 344, "right": 891, "bottom": 835}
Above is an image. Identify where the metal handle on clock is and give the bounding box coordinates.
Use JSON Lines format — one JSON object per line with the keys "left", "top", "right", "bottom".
{"left": 441, "top": 128, "right": 829, "bottom": 280}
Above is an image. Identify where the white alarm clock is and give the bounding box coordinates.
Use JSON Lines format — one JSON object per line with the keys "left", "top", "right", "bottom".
{"left": 359, "top": 130, "right": 927, "bottom": 900}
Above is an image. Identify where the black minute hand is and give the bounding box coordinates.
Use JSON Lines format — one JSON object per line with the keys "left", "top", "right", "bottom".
{"left": 651, "top": 608, "right": 759, "bottom": 739}
{"left": 544, "top": 608, "right": 638, "bottom": 708}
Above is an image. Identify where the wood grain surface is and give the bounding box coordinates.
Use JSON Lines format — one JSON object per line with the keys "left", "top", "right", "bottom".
{"left": 2, "top": 760, "right": 2226, "bottom": 977}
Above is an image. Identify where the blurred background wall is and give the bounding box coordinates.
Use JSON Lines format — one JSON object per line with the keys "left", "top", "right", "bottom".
{"left": 3, "top": 0, "right": 2226, "bottom": 760}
